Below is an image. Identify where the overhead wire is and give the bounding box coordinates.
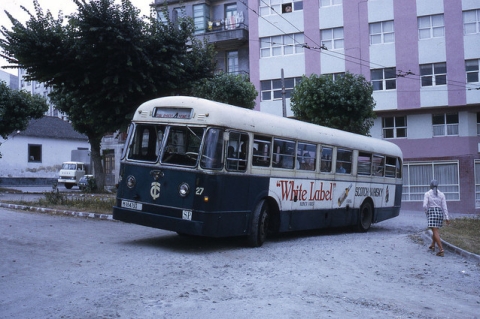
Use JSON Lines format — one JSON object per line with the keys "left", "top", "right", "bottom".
{"left": 238, "top": 0, "right": 480, "bottom": 92}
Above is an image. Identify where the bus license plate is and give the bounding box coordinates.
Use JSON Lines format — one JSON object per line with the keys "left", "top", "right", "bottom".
{"left": 182, "top": 210, "right": 192, "bottom": 220}
{"left": 121, "top": 200, "right": 142, "bottom": 211}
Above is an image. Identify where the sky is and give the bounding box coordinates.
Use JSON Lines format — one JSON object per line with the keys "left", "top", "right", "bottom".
{"left": 0, "top": 0, "right": 153, "bottom": 75}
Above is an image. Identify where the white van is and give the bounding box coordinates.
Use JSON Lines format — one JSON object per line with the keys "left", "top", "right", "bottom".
{"left": 58, "top": 162, "right": 86, "bottom": 189}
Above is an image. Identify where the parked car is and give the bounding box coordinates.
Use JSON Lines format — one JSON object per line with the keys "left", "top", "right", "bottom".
{"left": 78, "top": 175, "right": 96, "bottom": 191}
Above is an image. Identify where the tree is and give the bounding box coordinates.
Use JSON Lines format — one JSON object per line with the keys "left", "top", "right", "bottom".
{"left": 189, "top": 73, "right": 258, "bottom": 109}
{"left": 290, "top": 72, "right": 376, "bottom": 135}
{"left": 0, "top": 0, "right": 215, "bottom": 189}
{"left": 0, "top": 81, "right": 48, "bottom": 157}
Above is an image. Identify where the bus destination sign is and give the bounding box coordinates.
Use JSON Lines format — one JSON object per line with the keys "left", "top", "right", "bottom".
{"left": 153, "top": 107, "right": 193, "bottom": 119}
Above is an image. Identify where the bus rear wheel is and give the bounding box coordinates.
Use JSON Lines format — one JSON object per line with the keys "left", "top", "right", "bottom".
{"left": 356, "top": 201, "right": 373, "bottom": 232}
{"left": 247, "top": 200, "right": 269, "bottom": 247}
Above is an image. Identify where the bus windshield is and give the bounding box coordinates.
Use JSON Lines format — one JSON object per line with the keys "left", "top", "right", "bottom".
{"left": 126, "top": 124, "right": 206, "bottom": 166}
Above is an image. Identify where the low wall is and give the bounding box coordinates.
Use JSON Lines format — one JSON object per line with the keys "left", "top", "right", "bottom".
{"left": 0, "top": 177, "right": 57, "bottom": 186}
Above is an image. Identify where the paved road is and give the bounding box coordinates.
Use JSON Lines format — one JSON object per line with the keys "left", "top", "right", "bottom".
{"left": 1, "top": 207, "right": 479, "bottom": 319}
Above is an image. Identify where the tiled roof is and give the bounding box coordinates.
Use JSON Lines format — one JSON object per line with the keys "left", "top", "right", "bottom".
{"left": 18, "top": 116, "right": 88, "bottom": 141}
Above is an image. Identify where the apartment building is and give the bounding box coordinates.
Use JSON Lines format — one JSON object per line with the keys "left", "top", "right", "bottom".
{"left": 153, "top": 0, "right": 250, "bottom": 75}
{"left": 247, "top": 0, "right": 479, "bottom": 213}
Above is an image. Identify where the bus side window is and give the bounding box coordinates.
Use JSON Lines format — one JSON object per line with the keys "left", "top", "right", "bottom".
{"left": 357, "top": 152, "right": 372, "bottom": 175}
{"left": 320, "top": 146, "right": 333, "bottom": 172}
{"left": 336, "top": 148, "right": 352, "bottom": 174}
{"left": 273, "top": 138, "right": 296, "bottom": 169}
{"left": 253, "top": 135, "right": 271, "bottom": 167}
{"left": 373, "top": 154, "right": 384, "bottom": 176}
{"left": 298, "top": 142, "right": 316, "bottom": 171}
{"left": 201, "top": 128, "right": 224, "bottom": 170}
{"left": 385, "top": 156, "right": 397, "bottom": 178}
{"left": 226, "top": 131, "right": 248, "bottom": 171}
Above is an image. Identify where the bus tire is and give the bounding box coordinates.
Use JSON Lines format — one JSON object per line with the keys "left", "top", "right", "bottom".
{"left": 356, "top": 200, "right": 373, "bottom": 232}
{"left": 65, "top": 183, "right": 73, "bottom": 190}
{"left": 247, "top": 200, "right": 269, "bottom": 247}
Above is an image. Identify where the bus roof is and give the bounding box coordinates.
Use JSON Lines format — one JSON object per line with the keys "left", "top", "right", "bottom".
{"left": 133, "top": 96, "right": 402, "bottom": 158}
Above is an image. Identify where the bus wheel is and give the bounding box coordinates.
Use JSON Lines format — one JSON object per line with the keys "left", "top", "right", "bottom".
{"left": 247, "top": 200, "right": 269, "bottom": 247}
{"left": 65, "top": 184, "right": 73, "bottom": 190}
{"left": 356, "top": 201, "right": 373, "bottom": 232}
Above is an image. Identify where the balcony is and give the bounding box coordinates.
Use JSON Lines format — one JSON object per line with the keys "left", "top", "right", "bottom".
{"left": 201, "top": 16, "right": 248, "bottom": 50}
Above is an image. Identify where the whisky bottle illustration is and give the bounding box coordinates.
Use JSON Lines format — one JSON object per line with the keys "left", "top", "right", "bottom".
{"left": 338, "top": 183, "right": 353, "bottom": 207}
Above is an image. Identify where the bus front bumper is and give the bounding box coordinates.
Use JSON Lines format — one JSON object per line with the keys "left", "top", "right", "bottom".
{"left": 113, "top": 206, "right": 205, "bottom": 236}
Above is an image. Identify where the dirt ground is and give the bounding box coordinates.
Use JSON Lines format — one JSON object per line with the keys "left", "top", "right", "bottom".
{"left": 0, "top": 207, "right": 479, "bottom": 318}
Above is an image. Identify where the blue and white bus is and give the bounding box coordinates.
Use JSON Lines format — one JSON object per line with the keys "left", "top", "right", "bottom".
{"left": 113, "top": 96, "right": 403, "bottom": 247}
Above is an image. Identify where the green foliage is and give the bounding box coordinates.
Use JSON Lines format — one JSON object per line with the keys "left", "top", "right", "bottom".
{"left": 0, "top": 0, "right": 215, "bottom": 188}
{"left": 0, "top": 81, "right": 48, "bottom": 157}
{"left": 189, "top": 73, "right": 258, "bottom": 109}
{"left": 0, "top": 81, "right": 48, "bottom": 139}
{"left": 290, "top": 72, "right": 376, "bottom": 135}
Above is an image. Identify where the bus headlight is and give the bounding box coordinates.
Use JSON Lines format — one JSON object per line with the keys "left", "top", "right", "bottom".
{"left": 126, "top": 175, "right": 136, "bottom": 188}
{"left": 178, "top": 183, "right": 190, "bottom": 197}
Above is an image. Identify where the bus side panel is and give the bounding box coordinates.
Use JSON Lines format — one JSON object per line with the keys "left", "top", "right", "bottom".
{"left": 209, "top": 174, "right": 270, "bottom": 237}
{"left": 279, "top": 207, "right": 358, "bottom": 232}
{"left": 374, "top": 183, "right": 402, "bottom": 223}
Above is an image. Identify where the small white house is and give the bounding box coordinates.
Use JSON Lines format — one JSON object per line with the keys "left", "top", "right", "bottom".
{"left": 0, "top": 116, "right": 89, "bottom": 185}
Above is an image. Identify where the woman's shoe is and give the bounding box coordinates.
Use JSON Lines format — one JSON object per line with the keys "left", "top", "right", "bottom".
{"left": 428, "top": 245, "right": 435, "bottom": 251}
{"left": 436, "top": 250, "right": 444, "bottom": 257}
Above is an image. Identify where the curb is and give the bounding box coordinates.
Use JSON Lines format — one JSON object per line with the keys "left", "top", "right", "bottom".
{"left": 421, "top": 229, "right": 480, "bottom": 263}
{"left": 0, "top": 202, "right": 113, "bottom": 221}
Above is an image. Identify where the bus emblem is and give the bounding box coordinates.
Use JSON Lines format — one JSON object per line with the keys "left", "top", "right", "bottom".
{"left": 150, "top": 182, "right": 161, "bottom": 200}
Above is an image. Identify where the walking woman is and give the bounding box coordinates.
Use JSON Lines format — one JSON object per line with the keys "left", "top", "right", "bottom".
{"left": 423, "top": 180, "right": 450, "bottom": 257}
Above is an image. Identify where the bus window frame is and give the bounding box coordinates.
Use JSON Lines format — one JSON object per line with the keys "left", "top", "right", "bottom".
{"left": 336, "top": 148, "right": 352, "bottom": 174}
{"left": 320, "top": 145, "right": 333, "bottom": 173}
{"left": 225, "top": 130, "right": 249, "bottom": 172}
{"left": 272, "top": 138, "right": 296, "bottom": 169}
{"left": 297, "top": 141, "right": 316, "bottom": 171}
{"left": 253, "top": 135, "right": 272, "bottom": 167}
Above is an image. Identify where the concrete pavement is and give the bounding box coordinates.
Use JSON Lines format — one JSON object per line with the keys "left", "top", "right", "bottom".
{"left": 1, "top": 186, "right": 479, "bottom": 262}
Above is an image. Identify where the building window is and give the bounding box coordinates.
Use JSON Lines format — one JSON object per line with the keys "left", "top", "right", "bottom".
{"left": 260, "top": 77, "right": 302, "bottom": 101}
{"left": 466, "top": 59, "right": 479, "bottom": 83}
{"left": 477, "top": 113, "right": 480, "bottom": 135}
{"left": 320, "top": 0, "right": 342, "bottom": 7}
{"left": 420, "top": 62, "right": 446, "bottom": 87}
{"left": 260, "top": 0, "right": 303, "bottom": 16}
{"left": 382, "top": 116, "right": 407, "bottom": 139}
{"left": 173, "top": 7, "right": 186, "bottom": 29}
{"left": 323, "top": 72, "right": 345, "bottom": 81}
{"left": 464, "top": 9, "right": 480, "bottom": 34}
{"left": 475, "top": 160, "right": 480, "bottom": 208}
{"left": 224, "top": 4, "right": 238, "bottom": 30}
{"left": 402, "top": 161, "right": 459, "bottom": 201}
{"left": 432, "top": 113, "right": 458, "bottom": 136}
{"left": 418, "top": 14, "right": 444, "bottom": 39}
{"left": 226, "top": 51, "right": 239, "bottom": 74}
{"left": 260, "top": 33, "right": 305, "bottom": 57}
{"left": 320, "top": 27, "right": 344, "bottom": 50}
{"left": 371, "top": 68, "right": 396, "bottom": 91}
{"left": 369, "top": 21, "right": 394, "bottom": 44}
{"left": 157, "top": 9, "right": 168, "bottom": 24}
{"left": 28, "top": 144, "right": 42, "bottom": 162}
{"left": 193, "top": 4, "right": 210, "bottom": 34}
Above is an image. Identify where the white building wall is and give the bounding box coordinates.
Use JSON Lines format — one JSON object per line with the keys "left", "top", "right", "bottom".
{"left": 368, "top": 0, "right": 394, "bottom": 21}
{"left": 408, "top": 114, "right": 432, "bottom": 139}
{"left": 319, "top": 5, "right": 343, "bottom": 28}
{"left": 0, "top": 136, "right": 90, "bottom": 178}
{"left": 416, "top": 0, "right": 444, "bottom": 16}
